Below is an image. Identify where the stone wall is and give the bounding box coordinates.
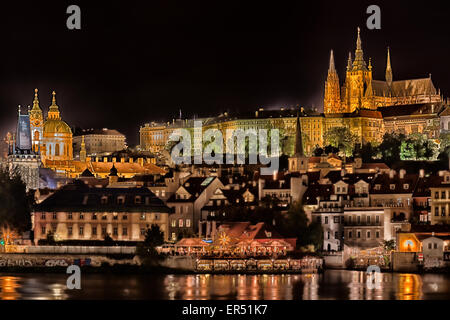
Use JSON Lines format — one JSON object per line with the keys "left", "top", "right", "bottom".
{"left": 0, "top": 253, "right": 140, "bottom": 268}
{"left": 392, "top": 252, "right": 418, "bottom": 272}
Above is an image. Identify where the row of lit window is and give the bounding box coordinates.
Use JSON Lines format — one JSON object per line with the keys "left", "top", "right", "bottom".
{"left": 434, "top": 206, "right": 448, "bottom": 217}
{"left": 40, "top": 212, "right": 155, "bottom": 221}
{"left": 317, "top": 215, "right": 380, "bottom": 224}
{"left": 171, "top": 219, "right": 191, "bottom": 228}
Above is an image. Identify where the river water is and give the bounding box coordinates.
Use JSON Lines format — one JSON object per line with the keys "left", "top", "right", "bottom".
{"left": 0, "top": 270, "right": 449, "bottom": 300}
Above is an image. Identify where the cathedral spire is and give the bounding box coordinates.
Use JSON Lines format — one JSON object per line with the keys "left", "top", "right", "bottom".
{"left": 385, "top": 47, "right": 393, "bottom": 85}
{"left": 346, "top": 52, "right": 352, "bottom": 71}
{"left": 48, "top": 90, "right": 61, "bottom": 120}
{"left": 328, "top": 50, "right": 336, "bottom": 73}
{"left": 352, "top": 27, "right": 367, "bottom": 70}
{"left": 31, "top": 88, "right": 42, "bottom": 112}
{"left": 294, "top": 111, "right": 304, "bottom": 157}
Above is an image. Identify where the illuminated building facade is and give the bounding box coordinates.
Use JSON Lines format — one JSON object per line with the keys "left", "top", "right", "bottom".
{"left": 324, "top": 28, "right": 442, "bottom": 114}
{"left": 73, "top": 128, "right": 126, "bottom": 157}
{"left": 41, "top": 91, "right": 73, "bottom": 164}
{"left": 33, "top": 182, "right": 171, "bottom": 243}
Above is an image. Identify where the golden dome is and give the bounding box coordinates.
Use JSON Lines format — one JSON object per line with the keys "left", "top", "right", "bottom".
{"left": 43, "top": 119, "right": 72, "bottom": 134}
{"left": 43, "top": 90, "right": 72, "bottom": 135}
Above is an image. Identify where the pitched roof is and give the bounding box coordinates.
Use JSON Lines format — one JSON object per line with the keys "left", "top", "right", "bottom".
{"left": 378, "top": 103, "right": 443, "bottom": 118}
{"left": 371, "top": 173, "right": 419, "bottom": 194}
{"left": 372, "top": 78, "right": 437, "bottom": 97}
{"left": 34, "top": 183, "right": 171, "bottom": 213}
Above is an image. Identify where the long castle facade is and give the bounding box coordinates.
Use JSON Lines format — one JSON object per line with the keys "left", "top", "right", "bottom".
{"left": 324, "top": 27, "right": 442, "bottom": 114}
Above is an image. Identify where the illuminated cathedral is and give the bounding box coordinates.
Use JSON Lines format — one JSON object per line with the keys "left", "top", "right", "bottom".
{"left": 324, "top": 27, "right": 442, "bottom": 114}
{"left": 29, "top": 89, "right": 73, "bottom": 164}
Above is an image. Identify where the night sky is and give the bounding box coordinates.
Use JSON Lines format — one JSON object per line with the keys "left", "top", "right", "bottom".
{"left": 2, "top": 1, "right": 450, "bottom": 145}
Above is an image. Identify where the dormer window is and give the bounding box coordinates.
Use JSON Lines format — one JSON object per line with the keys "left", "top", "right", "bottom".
{"left": 101, "top": 196, "right": 108, "bottom": 205}
{"left": 117, "top": 196, "right": 125, "bottom": 204}
{"left": 135, "top": 196, "right": 141, "bottom": 204}
{"left": 374, "top": 184, "right": 381, "bottom": 190}
{"left": 390, "top": 184, "right": 395, "bottom": 190}
{"left": 403, "top": 184, "right": 409, "bottom": 190}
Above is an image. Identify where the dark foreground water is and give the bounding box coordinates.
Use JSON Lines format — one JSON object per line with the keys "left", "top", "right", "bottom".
{"left": 0, "top": 270, "right": 449, "bottom": 300}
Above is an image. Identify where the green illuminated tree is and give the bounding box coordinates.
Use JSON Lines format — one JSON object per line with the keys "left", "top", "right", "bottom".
{"left": 324, "top": 127, "right": 357, "bottom": 157}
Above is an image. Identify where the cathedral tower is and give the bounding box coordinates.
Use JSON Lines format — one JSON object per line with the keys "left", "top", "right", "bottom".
{"left": 385, "top": 47, "right": 393, "bottom": 86}
{"left": 324, "top": 50, "right": 341, "bottom": 113}
{"left": 347, "top": 27, "right": 373, "bottom": 112}
{"left": 29, "top": 88, "right": 43, "bottom": 153}
{"left": 288, "top": 111, "right": 309, "bottom": 173}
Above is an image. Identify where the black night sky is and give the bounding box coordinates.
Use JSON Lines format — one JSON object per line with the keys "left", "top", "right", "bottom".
{"left": 2, "top": 0, "right": 450, "bottom": 145}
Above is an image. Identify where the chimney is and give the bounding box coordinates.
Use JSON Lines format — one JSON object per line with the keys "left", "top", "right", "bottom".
{"left": 399, "top": 169, "right": 406, "bottom": 179}
{"left": 129, "top": 158, "right": 134, "bottom": 163}
{"left": 389, "top": 169, "right": 396, "bottom": 179}
{"left": 103, "top": 157, "right": 108, "bottom": 163}
{"left": 419, "top": 169, "right": 425, "bottom": 178}
{"left": 258, "top": 178, "right": 265, "bottom": 201}
{"left": 121, "top": 157, "right": 125, "bottom": 163}
{"left": 95, "top": 157, "right": 99, "bottom": 162}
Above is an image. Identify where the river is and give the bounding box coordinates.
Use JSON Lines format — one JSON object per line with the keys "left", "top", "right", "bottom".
{"left": 0, "top": 270, "right": 449, "bottom": 300}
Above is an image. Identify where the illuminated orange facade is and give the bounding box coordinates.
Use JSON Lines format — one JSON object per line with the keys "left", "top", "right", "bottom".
{"left": 324, "top": 28, "right": 442, "bottom": 114}
{"left": 397, "top": 233, "right": 421, "bottom": 252}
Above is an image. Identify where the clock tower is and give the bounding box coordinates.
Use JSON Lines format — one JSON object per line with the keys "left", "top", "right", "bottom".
{"left": 29, "top": 88, "right": 43, "bottom": 153}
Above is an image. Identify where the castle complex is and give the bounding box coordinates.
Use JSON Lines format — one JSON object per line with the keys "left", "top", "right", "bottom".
{"left": 324, "top": 27, "right": 442, "bottom": 114}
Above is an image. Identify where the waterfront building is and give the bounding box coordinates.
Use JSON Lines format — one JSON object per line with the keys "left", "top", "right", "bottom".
{"left": 429, "top": 171, "right": 450, "bottom": 225}
{"left": 166, "top": 176, "right": 224, "bottom": 241}
{"left": 33, "top": 179, "right": 172, "bottom": 243}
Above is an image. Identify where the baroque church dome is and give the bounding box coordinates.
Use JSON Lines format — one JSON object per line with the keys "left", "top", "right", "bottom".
{"left": 43, "top": 91, "right": 72, "bottom": 135}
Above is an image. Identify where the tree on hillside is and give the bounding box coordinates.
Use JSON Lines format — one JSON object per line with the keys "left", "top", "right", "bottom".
{"left": 0, "top": 168, "right": 33, "bottom": 233}
{"left": 377, "top": 133, "right": 403, "bottom": 164}
{"left": 324, "top": 127, "right": 357, "bottom": 157}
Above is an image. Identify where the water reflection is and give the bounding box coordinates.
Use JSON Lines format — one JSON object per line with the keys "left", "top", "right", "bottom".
{"left": 0, "top": 270, "right": 449, "bottom": 300}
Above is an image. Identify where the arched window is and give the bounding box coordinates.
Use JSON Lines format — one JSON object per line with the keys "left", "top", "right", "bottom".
{"left": 55, "top": 143, "right": 60, "bottom": 156}
{"left": 34, "top": 131, "right": 40, "bottom": 142}
{"left": 48, "top": 144, "right": 52, "bottom": 156}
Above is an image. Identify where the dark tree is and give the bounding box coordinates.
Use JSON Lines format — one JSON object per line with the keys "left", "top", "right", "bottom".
{"left": 144, "top": 224, "right": 165, "bottom": 247}
{"left": 0, "top": 168, "right": 33, "bottom": 233}
{"left": 103, "top": 233, "right": 114, "bottom": 245}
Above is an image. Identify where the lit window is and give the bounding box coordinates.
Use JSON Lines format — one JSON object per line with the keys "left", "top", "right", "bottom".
{"left": 179, "top": 219, "right": 184, "bottom": 227}
{"left": 186, "top": 219, "right": 191, "bottom": 227}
